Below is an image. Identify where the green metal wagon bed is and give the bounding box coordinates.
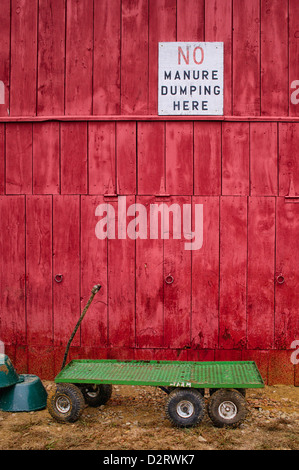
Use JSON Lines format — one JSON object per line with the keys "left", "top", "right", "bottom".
{"left": 54, "top": 358, "right": 263, "bottom": 391}
{"left": 47, "top": 285, "right": 264, "bottom": 428}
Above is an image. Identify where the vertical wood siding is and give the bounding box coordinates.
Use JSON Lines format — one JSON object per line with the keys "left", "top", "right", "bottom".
{"left": 0, "top": 0, "right": 298, "bottom": 384}
{"left": 0, "top": 121, "right": 298, "bottom": 383}
{"left": 0, "top": 0, "right": 297, "bottom": 118}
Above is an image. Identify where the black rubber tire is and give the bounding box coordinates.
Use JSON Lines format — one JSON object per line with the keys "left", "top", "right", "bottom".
{"left": 47, "top": 383, "right": 85, "bottom": 423}
{"left": 79, "top": 384, "right": 112, "bottom": 407}
{"left": 165, "top": 388, "right": 205, "bottom": 428}
{"left": 207, "top": 388, "right": 248, "bottom": 428}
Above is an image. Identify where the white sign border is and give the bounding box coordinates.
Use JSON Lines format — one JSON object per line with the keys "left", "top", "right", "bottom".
{"left": 158, "top": 42, "right": 224, "bottom": 116}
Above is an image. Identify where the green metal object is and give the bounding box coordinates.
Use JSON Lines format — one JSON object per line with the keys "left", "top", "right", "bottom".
{"left": 0, "top": 374, "right": 48, "bottom": 412}
{"left": 49, "top": 284, "right": 265, "bottom": 427}
{"left": 54, "top": 284, "right": 264, "bottom": 404}
{"left": 0, "top": 354, "right": 24, "bottom": 388}
{"left": 55, "top": 359, "right": 264, "bottom": 390}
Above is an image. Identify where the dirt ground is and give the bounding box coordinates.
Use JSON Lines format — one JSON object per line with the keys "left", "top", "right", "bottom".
{"left": 0, "top": 382, "right": 298, "bottom": 451}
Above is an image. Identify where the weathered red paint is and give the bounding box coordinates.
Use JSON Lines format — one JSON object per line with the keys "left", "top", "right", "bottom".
{"left": 0, "top": 0, "right": 298, "bottom": 385}
{"left": 261, "top": 0, "right": 289, "bottom": 116}
{"left": 6, "top": 124, "right": 33, "bottom": 194}
{"left": 233, "top": 0, "right": 260, "bottom": 116}
{"left": 38, "top": 0, "right": 65, "bottom": 116}
{"left": 289, "top": 0, "right": 299, "bottom": 117}
{"left": 10, "top": 0, "right": 37, "bottom": 116}
{"left": 33, "top": 122, "right": 60, "bottom": 194}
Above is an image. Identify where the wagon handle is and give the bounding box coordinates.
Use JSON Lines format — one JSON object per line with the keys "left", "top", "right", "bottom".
{"left": 61, "top": 284, "right": 102, "bottom": 371}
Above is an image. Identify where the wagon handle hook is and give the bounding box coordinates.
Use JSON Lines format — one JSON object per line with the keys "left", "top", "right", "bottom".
{"left": 61, "top": 284, "right": 101, "bottom": 371}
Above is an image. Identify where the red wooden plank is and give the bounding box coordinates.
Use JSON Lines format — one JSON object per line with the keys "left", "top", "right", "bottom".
{"left": 278, "top": 123, "right": 299, "bottom": 196}
{"left": 163, "top": 196, "right": 192, "bottom": 348}
{"left": 121, "top": 0, "right": 148, "bottom": 114}
{"left": 26, "top": 196, "right": 52, "bottom": 345}
{"left": 233, "top": 0, "right": 260, "bottom": 115}
{"left": 79, "top": 346, "right": 108, "bottom": 361}
{"left": 53, "top": 195, "right": 80, "bottom": 346}
{"left": 61, "top": 122, "right": 87, "bottom": 194}
{"left": 81, "top": 196, "right": 108, "bottom": 347}
{"left": 0, "top": 125, "right": 4, "bottom": 194}
{"left": 250, "top": 122, "right": 278, "bottom": 196}
{"left": 137, "top": 122, "right": 165, "bottom": 195}
{"left": 28, "top": 346, "right": 55, "bottom": 380}
{"left": 261, "top": 0, "right": 288, "bottom": 116}
{"left": 37, "top": 0, "right": 65, "bottom": 116}
{"left": 116, "top": 122, "right": 136, "bottom": 194}
{"left": 222, "top": 122, "right": 249, "bottom": 196}
{"left": 136, "top": 196, "right": 164, "bottom": 348}
{"left": 54, "top": 345, "right": 89, "bottom": 375}
{"left": 148, "top": 0, "right": 176, "bottom": 114}
{"left": 108, "top": 196, "right": 135, "bottom": 347}
{"left": 205, "top": 0, "right": 232, "bottom": 115}
{"left": 176, "top": 0, "right": 204, "bottom": 40}
{"left": 194, "top": 121, "right": 221, "bottom": 195}
{"left": 93, "top": 0, "right": 121, "bottom": 115}
{"left": 289, "top": 0, "right": 299, "bottom": 117}
{"left": 6, "top": 123, "right": 33, "bottom": 194}
{"left": 33, "top": 122, "right": 60, "bottom": 194}
{"left": 187, "top": 349, "right": 215, "bottom": 362}
{"left": 107, "top": 347, "right": 135, "bottom": 360}
{"left": 165, "top": 122, "right": 193, "bottom": 195}
{"left": 10, "top": 0, "right": 38, "bottom": 116}
{"left": 135, "top": 348, "right": 188, "bottom": 361}
{"left": 0, "top": 196, "right": 26, "bottom": 345}
{"left": 268, "top": 350, "right": 294, "bottom": 385}
{"left": 215, "top": 350, "right": 242, "bottom": 361}
{"left": 275, "top": 198, "right": 299, "bottom": 349}
{"left": 219, "top": 196, "right": 247, "bottom": 349}
{"left": 11, "top": 345, "right": 28, "bottom": 375}
{"left": 3, "top": 115, "right": 299, "bottom": 124}
{"left": 191, "top": 196, "right": 219, "bottom": 349}
{"left": 65, "top": 0, "right": 93, "bottom": 115}
{"left": 88, "top": 122, "right": 116, "bottom": 195}
{"left": 0, "top": 0, "right": 10, "bottom": 116}
{"left": 247, "top": 197, "right": 275, "bottom": 349}
{"left": 241, "top": 350, "right": 269, "bottom": 385}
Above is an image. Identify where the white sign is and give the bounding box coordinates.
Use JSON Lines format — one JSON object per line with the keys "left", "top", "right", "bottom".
{"left": 158, "top": 42, "right": 223, "bottom": 115}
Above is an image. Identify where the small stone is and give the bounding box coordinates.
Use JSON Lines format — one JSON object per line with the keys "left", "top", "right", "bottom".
{"left": 198, "top": 435, "right": 207, "bottom": 442}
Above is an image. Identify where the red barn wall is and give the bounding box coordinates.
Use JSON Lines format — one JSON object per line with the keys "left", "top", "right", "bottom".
{"left": 0, "top": 0, "right": 298, "bottom": 385}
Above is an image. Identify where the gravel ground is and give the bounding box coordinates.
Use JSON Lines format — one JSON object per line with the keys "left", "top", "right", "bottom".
{"left": 0, "top": 382, "right": 298, "bottom": 451}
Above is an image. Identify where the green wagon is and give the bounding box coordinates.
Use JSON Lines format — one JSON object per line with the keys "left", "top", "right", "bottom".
{"left": 47, "top": 285, "right": 264, "bottom": 428}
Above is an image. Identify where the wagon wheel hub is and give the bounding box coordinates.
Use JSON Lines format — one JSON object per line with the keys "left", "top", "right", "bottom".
{"left": 176, "top": 400, "right": 194, "bottom": 418}
{"left": 218, "top": 400, "right": 237, "bottom": 419}
{"left": 56, "top": 395, "right": 71, "bottom": 414}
